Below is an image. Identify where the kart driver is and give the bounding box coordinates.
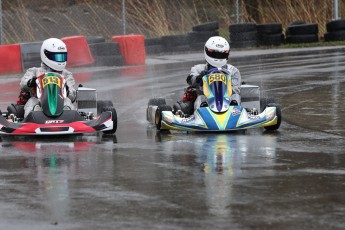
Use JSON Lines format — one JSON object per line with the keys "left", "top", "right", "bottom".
{"left": 20, "top": 38, "right": 76, "bottom": 118}
{"left": 174, "top": 36, "right": 241, "bottom": 116}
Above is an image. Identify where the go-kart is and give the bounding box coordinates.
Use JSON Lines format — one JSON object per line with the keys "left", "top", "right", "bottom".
{"left": 147, "top": 68, "right": 281, "bottom": 132}
{"left": 0, "top": 72, "right": 117, "bottom": 135}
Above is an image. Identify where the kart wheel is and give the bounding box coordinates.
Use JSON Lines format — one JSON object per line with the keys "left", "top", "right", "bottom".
{"left": 147, "top": 98, "right": 166, "bottom": 121}
{"left": 97, "top": 100, "right": 114, "bottom": 115}
{"left": 102, "top": 106, "right": 117, "bottom": 134}
{"left": 148, "top": 98, "right": 166, "bottom": 106}
{"left": 260, "top": 97, "right": 276, "bottom": 112}
{"left": 264, "top": 103, "right": 281, "bottom": 131}
{"left": 155, "top": 105, "right": 172, "bottom": 130}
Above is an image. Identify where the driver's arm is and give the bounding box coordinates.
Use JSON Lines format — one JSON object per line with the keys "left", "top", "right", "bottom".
{"left": 20, "top": 67, "right": 37, "bottom": 92}
{"left": 63, "top": 70, "right": 77, "bottom": 102}
{"left": 187, "top": 64, "right": 206, "bottom": 87}
{"left": 230, "top": 67, "right": 241, "bottom": 95}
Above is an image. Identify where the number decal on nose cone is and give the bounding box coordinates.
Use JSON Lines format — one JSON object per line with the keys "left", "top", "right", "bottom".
{"left": 42, "top": 76, "right": 61, "bottom": 88}
{"left": 208, "top": 73, "right": 226, "bottom": 84}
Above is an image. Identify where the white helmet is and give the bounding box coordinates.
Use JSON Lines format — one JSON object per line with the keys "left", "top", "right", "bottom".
{"left": 40, "top": 38, "right": 67, "bottom": 71}
{"left": 204, "top": 36, "right": 230, "bottom": 68}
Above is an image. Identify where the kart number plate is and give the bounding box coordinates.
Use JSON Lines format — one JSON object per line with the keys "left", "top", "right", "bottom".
{"left": 42, "top": 76, "right": 61, "bottom": 88}
{"left": 208, "top": 73, "right": 226, "bottom": 85}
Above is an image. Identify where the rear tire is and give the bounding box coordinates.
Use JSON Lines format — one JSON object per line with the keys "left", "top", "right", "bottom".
{"left": 264, "top": 103, "right": 281, "bottom": 131}
{"left": 147, "top": 98, "right": 166, "bottom": 121}
{"left": 102, "top": 106, "right": 117, "bottom": 134}
{"left": 155, "top": 105, "right": 172, "bottom": 130}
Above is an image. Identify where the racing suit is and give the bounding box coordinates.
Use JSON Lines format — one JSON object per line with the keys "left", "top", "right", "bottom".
{"left": 20, "top": 63, "right": 77, "bottom": 117}
{"left": 186, "top": 63, "right": 241, "bottom": 110}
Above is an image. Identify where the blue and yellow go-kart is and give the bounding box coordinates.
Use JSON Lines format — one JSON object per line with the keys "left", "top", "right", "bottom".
{"left": 147, "top": 68, "right": 281, "bottom": 132}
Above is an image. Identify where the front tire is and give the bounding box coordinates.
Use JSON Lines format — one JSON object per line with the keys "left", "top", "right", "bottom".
{"left": 264, "top": 103, "right": 281, "bottom": 131}
{"left": 102, "top": 106, "right": 117, "bottom": 134}
{"left": 155, "top": 105, "right": 172, "bottom": 130}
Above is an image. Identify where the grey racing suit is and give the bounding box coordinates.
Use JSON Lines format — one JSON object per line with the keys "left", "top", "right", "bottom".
{"left": 187, "top": 63, "right": 241, "bottom": 110}
{"left": 20, "top": 64, "right": 77, "bottom": 117}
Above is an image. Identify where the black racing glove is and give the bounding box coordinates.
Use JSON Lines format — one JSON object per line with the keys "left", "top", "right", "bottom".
{"left": 195, "top": 71, "right": 206, "bottom": 85}
{"left": 65, "top": 84, "right": 70, "bottom": 97}
{"left": 27, "top": 77, "right": 37, "bottom": 87}
{"left": 186, "top": 74, "right": 193, "bottom": 85}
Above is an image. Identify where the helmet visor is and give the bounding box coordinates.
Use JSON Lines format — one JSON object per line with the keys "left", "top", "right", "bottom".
{"left": 205, "top": 47, "right": 229, "bottom": 59}
{"left": 44, "top": 50, "right": 67, "bottom": 62}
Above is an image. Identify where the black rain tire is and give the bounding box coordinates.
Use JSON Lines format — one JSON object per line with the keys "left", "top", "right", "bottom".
{"left": 230, "top": 31, "right": 258, "bottom": 41}
{"left": 161, "top": 35, "right": 188, "bottom": 48}
{"left": 326, "top": 19, "right": 345, "bottom": 32}
{"left": 148, "top": 98, "right": 166, "bottom": 106}
{"left": 229, "top": 23, "right": 257, "bottom": 33}
{"left": 187, "top": 31, "right": 219, "bottom": 43}
{"left": 258, "top": 33, "right": 284, "bottom": 46}
{"left": 86, "top": 36, "right": 106, "bottom": 44}
{"left": 260, "top": 97, "right": 276, "bottom": 112}
{"left": 89, "top": 42, "right": 121, "bottom": 56}
{"left": 155, "top": 105, "right": 172, "bottom": 130}
{"left": 97, "top": 100, "right": 114, "bottom": 115}
{"left": 231, "top": 40, "right": 258, "bottom": 49}
{"left": 146, "top": 45, "right": 163, "bottom": 55}
{"left": 145, "top": 37, "right": 162, "bottom": 46}
{"left": 257, "top": 23, "right": 282, "bottom": 34}
{"left": 192, "top": 21, "right": 219, "bottom": 32}
{"left": 264, "top": 103, "right": 281, "bottom": 131}
{"left": 102, "top": 106, "right": 117, "bottom": 134}
{"left": 324, "top": 30, "right": 345, "bottom": 41}
{"left": 286, "top": 34, "right": 319, "bottom": 44}
{"left": 286, "top": 24, "right": 318, "bottom": 36}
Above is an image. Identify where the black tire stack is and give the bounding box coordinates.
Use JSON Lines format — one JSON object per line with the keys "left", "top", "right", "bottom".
{"left": 87, "top": 36, "right": 124, "bottom": 67}
{"left": 188, "top": 21, "right": 219, "bottom": 51}
{"left": 324, "top": 19, "right": 345, "bottom": 42}
{"left": 229, "top": 23, "right": 258, "bottom": 49}
{"left": 145, "top": 37, "right": 163, "bottom": 55}
{"left": 257, "top": 23, "right": 284, "bottom": 46}
{"left": 285, "top": 23, "right": 319, "bottom": 44}
{"left": 161, "top": 34, "right": 190, "bottom": 53}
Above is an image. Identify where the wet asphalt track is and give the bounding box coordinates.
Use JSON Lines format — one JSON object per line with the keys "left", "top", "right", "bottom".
{"left": 1, "top": 46, "right": 345, "bottom": 229}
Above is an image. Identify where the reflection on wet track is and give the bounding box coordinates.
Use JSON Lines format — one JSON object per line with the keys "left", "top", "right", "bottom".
{"left": 1, "top": 48, "right": 345, "bottom": 229}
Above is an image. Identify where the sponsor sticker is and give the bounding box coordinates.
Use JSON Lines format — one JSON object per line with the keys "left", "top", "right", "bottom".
{"left": 45, "top": 120, "right": 64, "bottom": 124}
{"left": 231, "top": 108, "right": 241, "bottom": 116}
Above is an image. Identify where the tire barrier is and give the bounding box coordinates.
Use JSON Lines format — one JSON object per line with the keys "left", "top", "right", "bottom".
{"left": 86, "top": 35, "right": 106, "bottom": 44}
{"left": 324, "top": 19, "right": 345, "bottom": 42}
{"left": 89, "top": 42, "right": 124, "bottom": 66}
{"left": 285, "top": 23, "right": 319, "bottom": 44}
{"left": 19, "top": 41, "right": 43, "bottom": 71}
{"left": 145, "top": 37, "right": 163, "bottom": 55}
{"left": 189, "top": 22, "right": 219, "bottom": 51}
{"left": 61, "top": 35, "right": 95, "bottom": 67}
{"left": 161, "top": 34, "right": 189, "bottom": 53}
{"left": 192, "top": 21, "right": 219, "bottom": 32}
{"left": 229, "top": 23, "right": 258, "bottom": 48}
{"left": 112, "top": 34, "right": 146, "bottom": 65}
{"left": 0, "top": 44, "right": 22, "bottom": 74}
{"left": 257, "top": 23, "right": 284, "bottom": 46}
